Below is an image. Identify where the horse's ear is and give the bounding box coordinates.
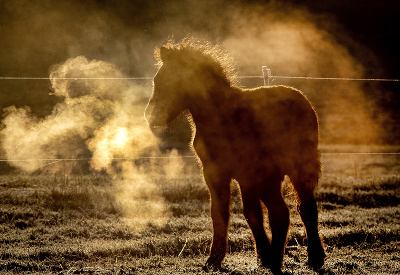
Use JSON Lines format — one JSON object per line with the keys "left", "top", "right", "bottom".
{"left": 159, "top": 47, "right": 174, "bottom": 62}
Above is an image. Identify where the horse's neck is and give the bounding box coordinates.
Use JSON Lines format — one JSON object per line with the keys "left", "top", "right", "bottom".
{"left": 187, "top": 83, "right": 239, "bottom": 132}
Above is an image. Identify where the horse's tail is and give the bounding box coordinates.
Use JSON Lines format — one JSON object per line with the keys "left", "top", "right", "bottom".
{"left": 309, "top": 148, "right": 322, "bottom": 191}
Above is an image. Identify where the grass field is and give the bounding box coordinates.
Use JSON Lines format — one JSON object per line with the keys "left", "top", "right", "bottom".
{"left": 1, "top": 145, "right": 399, "bottom": 274}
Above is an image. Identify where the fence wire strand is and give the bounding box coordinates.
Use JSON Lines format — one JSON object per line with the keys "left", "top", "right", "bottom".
{"left": 270, "top": 76, "right": 400, "bottom": 82}
{"left": 0, "top": 75, "right": 399, "bottom": 82}
{"left": 0, "top": 77, "right": 154, "bottom": 80}
{"left": 0, "top": 152, "right": 399, "bottom": 163}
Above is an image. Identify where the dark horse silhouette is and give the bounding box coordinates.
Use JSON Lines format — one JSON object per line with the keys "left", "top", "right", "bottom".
{"left": 145, "top": 39, "right": 326, "bottom": 274}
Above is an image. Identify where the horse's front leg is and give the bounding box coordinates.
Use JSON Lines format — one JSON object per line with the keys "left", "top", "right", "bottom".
{"left": 202, "top": 165, "right": 231, "bottom": 272}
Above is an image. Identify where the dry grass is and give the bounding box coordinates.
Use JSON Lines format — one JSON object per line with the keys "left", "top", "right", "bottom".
{"left": 0, "top": 145, "right": 399, "bottom": 274}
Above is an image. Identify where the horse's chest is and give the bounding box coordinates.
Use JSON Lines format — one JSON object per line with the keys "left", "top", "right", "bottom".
{"left": 193, "top": 129, "right": 259, "bottom": 167}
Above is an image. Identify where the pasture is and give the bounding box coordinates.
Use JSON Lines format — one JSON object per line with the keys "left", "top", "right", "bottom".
{"left": 1, "top": 144, "right": 400, "bottom": 274}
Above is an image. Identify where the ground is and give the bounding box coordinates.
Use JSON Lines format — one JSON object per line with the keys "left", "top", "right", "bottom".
{"left": 1, "top": 145, "right": 399, "bottom": 274}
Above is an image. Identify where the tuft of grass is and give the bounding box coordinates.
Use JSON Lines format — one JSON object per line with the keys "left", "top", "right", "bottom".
{"left": 317, "top": 176, "right": 400, "bottom": 208}
{"left": 160, "top": 176, "right": 209, "bottom": 203}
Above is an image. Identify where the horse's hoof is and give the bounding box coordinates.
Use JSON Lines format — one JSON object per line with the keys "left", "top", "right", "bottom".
{"left": 259, "top": 258, "right": 283, "bottom": 275}
{"left": 202, "top": 263, "right": 229, "bottom": 273}
{"left": 270, "top": 268, "right": 285, "bottom": 275}
{"left": 308, "top": 246, "right": 326, "bottom": 270}
{"left": 308, "top": 260, "right": 325, "bottom": 271}
{"left": 308, "top": 254, "right": 326, "bottom": 270}
{"left": 258, "top": 267, "right": 285, "bottom": 275}
{"left": 203, "top": 256, "right": 228, "bottom": 272}
{"left": 259, "top": 263, "right": 283, "bottom": 275}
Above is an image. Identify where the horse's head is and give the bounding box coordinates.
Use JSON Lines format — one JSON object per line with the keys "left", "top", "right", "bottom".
{"left": 145, "top": 40, "right": 235, "bottom": 128}
{"left": 145, "top": 46, "right": 193, "bottom": 127}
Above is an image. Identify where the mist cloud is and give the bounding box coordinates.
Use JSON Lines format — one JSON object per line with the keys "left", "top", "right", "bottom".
{"left": 222, "top": 2, "right": 384, "bottom": 144}
{"left": 0, "top": 56, "right": 172, "bottom": 232}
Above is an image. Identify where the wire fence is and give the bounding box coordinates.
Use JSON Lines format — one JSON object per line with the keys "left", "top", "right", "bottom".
{"left": 0, "top": 76, "right": 154, "bottom": 80}
{"left": 269, "top": 76, "right": 400, "bottom": 82}
{"left": 1, "top": 151, "right": 399, "bottom": 164}
{"left": 0, "top": 68, "right": 399, "bottom": 165}
{"left": 1, "top": 75, "right": 399, "bottom": 82}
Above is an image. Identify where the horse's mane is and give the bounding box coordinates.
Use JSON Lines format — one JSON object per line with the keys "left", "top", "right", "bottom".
{"left": 154, "top": 38, "right": 239, "bottom": 86}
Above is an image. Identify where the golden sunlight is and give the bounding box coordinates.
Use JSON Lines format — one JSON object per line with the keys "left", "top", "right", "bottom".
{"left": 111, "top": 127, "right": 129, "bottom": 150}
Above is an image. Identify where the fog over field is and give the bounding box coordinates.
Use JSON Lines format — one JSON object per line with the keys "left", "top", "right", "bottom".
{"left": 0, "top": 1, "right": 399, "bottom": 274}
{"left": 1, "top": 0, "right": 399, "bottom": 233}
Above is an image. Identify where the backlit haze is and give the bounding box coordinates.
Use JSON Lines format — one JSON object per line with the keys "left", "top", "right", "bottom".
{"left": 0, "top": 0, "right": 398, "bottom": 231}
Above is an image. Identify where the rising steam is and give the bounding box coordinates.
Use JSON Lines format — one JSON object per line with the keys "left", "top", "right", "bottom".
{"left": 0, "top": 56, "right": 172, "bottom": 232}
{"left": 222, "top": 2, "right": 384, "bottom": 144}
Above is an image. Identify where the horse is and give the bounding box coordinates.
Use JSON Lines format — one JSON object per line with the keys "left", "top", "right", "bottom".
{"left": 145, "top": 39, "right": 326, "bottom": 274}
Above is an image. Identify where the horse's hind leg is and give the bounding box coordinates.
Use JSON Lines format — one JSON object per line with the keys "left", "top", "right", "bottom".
{"left": 239, "top": 184, "right": 274, "bottom": 271}
{"left": 260, "top": 179, "right": 290, "bottom": 273}
{"left": 292, "top": 169, "right": 326, "bottom": 270}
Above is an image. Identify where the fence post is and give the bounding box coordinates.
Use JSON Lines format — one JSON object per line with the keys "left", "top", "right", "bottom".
{"left": 262, "top": 66, "right": 271, "bottom": 86}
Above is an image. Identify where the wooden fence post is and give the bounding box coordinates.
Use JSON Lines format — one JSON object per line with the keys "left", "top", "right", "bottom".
{"left": 262, "top": 66, "right": 271, "bottom": 86}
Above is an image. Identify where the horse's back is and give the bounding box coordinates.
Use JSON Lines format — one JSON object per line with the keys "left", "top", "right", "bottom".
{"left": 229, "top": 85, "right": 319, "bottom": 178}
{"left": 239, "top": 85, "right": 318, "bottom": 147}
{"left": 244, "top": 85, "right": 316, "bottom": 122}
